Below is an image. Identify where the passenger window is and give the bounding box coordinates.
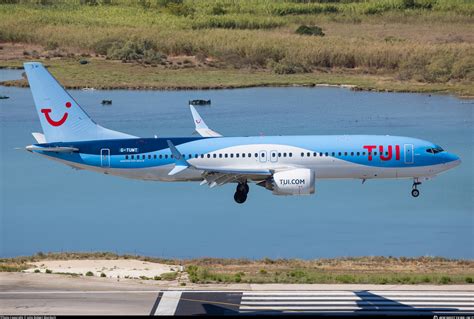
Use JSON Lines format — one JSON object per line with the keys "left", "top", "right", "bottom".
{"left": 338, "top": 152, "right": 341, "bottom": 156}
{"left": 320, "top": 153, "right": 323, "bottom": 157}
{"left": 289, "top": 153, "right": 292, "bottom": 157}
{"left": 225, "top": 154, "right": 228, "bottom": 158}
{"left": 131, "top": 155, "right": 134, "bottom": 159}
{"left": 201, "top": 154, "right": 204, "bottom": 158}
{"left": 278, "top": 153, "right": 281, "bottom": 157}
{"left": 231, "top": 154, "right": 234, "bottom": 158}
{"left": 261, "top": 152, "right": 265, "bottom": 157}
{"left": 236, "top": 154, "right": 239, "bottom": 158}
{"left": 242, "top": 153, "right": 245, "bottom": 158}
{"left": 362, "top": 152, "right": 366, "bottom": 156}
{"left": 344, "top": 152, "right": 348, "bottom": 156}
{"left": 248, "top": 153, "right": 251, "bottom": 157}
{"left": 159, "top": 154, "right": 162, "bottom": 159}
{"left": 307, "top": 152, "right": 310, "bottom": 157}
{"left": 255, "top": 153, "right": 258, "bottom": 157}
{"left": 283, "top": 153, "right": 287, "bottom": 157}
{"left": 351, "top": 152, "right": 354, "bottom": 156}
{"left": 301, "top": 152, "right": 304, "bottom": 157}
{"left": 125, "top": 155, "right": 129, "bottom": 159}
{"left": 165, "top": 155, "right": 168, "bottom": 159}
{"left": 219, "top": 154, "right": 223, "bottom": 158}
{"left": 154, "top": 154, "right": 157, "bottom": 159}
{"left": 213, "top": 154, "right": 216, "bottom": 158}
{"left": 313, "top": 152, "right": 317, "bottom": 157}
{"left": 325, "top": 152, "right": 328, "bottom": 156}
{"left": 374, "top": 152, "right": 377, "bottom": 156}
{"left": 356, "top": 152, "right": 360, "bottom": 156}
{"left": 148, "top": 155, "right": 151, "bottom": 159}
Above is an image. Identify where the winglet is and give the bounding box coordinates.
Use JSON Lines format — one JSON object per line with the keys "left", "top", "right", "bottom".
{"left": 167, "top": 140, "right": 189, "bottom": 176}
{"left": 189, "top": 105, "right": 222, "bottom": 137}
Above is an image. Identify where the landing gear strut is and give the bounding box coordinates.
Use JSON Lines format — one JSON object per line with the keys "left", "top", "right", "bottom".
{"left": 411, "top": 178, "right": 421, "bottom": 198}
{"left": 234, "top": 182, "right": 249, "bottom": 204}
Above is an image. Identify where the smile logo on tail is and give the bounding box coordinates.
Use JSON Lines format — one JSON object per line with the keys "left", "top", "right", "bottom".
{"left": 41, "top": 102, "right": 71, "bottom": 127}
{"left": 195, "top": 119, "right": 201, "bottom": 124}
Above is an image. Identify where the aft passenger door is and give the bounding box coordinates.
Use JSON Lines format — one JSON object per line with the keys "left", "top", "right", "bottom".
{"left": 100, "top": 148, "right": 110, "bottom": 168}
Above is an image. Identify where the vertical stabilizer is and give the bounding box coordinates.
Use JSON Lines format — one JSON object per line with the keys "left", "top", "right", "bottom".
{"left": 24, "top": 62, "right": 135, "bottom": 142}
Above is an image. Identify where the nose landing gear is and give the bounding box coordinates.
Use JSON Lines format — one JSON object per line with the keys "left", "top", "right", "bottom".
{"left": 411, "top": 178, "right": 421, "bottom": 197}
{"left": 234, "top": 182, "right": 249, "bottom": 204}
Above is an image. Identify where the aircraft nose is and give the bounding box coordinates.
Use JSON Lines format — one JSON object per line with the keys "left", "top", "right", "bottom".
{"left": 445, "top": 153, "right": 461, "bottom": 168}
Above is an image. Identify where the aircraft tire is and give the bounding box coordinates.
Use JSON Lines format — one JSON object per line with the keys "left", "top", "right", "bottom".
{"left": 234, "top": 191, "right": 247, "bottom": 204}
{"left": 411, "top": 189, "right": 420, "bottom": 197}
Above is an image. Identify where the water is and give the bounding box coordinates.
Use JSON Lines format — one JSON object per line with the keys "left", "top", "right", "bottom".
{"left": 1, "top": 79, "right": 473, "bottom": 259}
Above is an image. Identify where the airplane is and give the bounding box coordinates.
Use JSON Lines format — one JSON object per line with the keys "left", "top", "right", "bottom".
{"left": 23, "top": 62, "right": 461, "bottom": 204}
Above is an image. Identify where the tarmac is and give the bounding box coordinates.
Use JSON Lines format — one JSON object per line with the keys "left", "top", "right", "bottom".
{"left": 1, "top": 273, "right": 473, "bottom": 316}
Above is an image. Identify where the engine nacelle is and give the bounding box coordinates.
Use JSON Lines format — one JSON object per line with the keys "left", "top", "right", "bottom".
{"left": 270, "top": 168, "right": 315, "bottom": 196}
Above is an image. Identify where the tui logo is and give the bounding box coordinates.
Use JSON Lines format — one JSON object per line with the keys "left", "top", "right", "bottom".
{"left": 41, "top": 102, "right": 71, "bottom": 127}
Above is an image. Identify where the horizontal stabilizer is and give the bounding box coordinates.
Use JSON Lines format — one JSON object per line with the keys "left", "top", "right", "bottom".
{"left": 32, "top": 132, "right": 47, "bottom": 144}
{"left": 26, "top": 145, "right": 78, "bottom": 153}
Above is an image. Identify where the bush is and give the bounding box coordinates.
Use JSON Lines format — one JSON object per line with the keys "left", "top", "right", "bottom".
{"left": 100, "top": 273, "right": 106, "bottom": 277}
{"left": 107, "top": 39, "right": 166, "bottom": 65}
{"left": 439, "top": 276, "right": 451, "bottom": 284}
{"left": 161, "top": 272, "right": 178, "bottom": 281}
{"left": 154, "top": 275, "right": 161, "bottom": 280}
{"left": 270, "top": 59, "right": 310, "bottom": 74}
{"left": 85, "top": 271, "right": 94, "bottom": 276}
{"left": 296, "top": 25, "right": 325, "bottom": 36}
{"left": 465, "top": 277, "right": 473, "bottom": 284}
{"left": 45, "top": 269, "right": 52, "bottom": 274}
{"left": 34, "top": 269, "right": 40, "bottom": 273}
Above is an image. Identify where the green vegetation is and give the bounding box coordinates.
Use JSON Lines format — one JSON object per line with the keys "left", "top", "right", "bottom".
{"left": 1, "top": 253, "right": 473, "bottom": 285}
{"left": 185, "top": 256, "right": 474, "bottom": 285}
{"left": 100, "top": 272, "right": 106, "bottom": 277}
{"left": 0, "top": 0, "right": 472, "bottom": 96}
{"left": 45, "top": 269, "right": 52, "bottom": 274}
{"left": 160, "top": 272, "right": 178, "bottom": 281}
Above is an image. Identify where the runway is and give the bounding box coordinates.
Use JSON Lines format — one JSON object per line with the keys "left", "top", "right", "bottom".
{"left": 1, "top": 274, "right": 473, "bottom": 316}
{"left": 2, "top": 289, "right": 473, "bottom": 316}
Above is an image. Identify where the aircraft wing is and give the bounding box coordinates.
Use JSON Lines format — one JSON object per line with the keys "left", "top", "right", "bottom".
{"left": 199, "top": 169, "right": 271, "bottom": 188}
{"left": 189, "top": 105, "right": 222, "bottom": 137}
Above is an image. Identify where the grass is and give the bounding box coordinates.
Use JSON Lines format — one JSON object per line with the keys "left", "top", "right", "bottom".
{"left": 1, "top": 252, "right": 472, "bottom": 285}
{"left": 184, "top": 256, "right": 474, "bottom": 285}
{"left": 0, "top": 0, "right": 472, "bottom": 96}
{"left": 1, "top": 58, "right": 472, "bottom": 96}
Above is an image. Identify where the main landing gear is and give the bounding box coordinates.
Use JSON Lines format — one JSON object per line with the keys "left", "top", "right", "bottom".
{"left": 234, "top": 182, "right": 249, "bottom": 204}
{"left": 411, "top": 178, "right": 421, "bottom": 197}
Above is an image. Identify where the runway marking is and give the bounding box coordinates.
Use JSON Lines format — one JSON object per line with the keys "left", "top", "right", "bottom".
{"left": 154, "top": 291, "right": 182, "bottom": 316}
{"left": 239, "top": 291, "right": 474, "bottom": 315}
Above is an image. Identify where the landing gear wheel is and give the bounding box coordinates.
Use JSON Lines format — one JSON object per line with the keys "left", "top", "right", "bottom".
{"left": 237, "top": 182, "right": 249, "bottom": 194}
{"left": 411, "top": 178, "right": 421, "bottom": 198}
{"left": 234, "top": 191, "right": 247, "bottom": 204}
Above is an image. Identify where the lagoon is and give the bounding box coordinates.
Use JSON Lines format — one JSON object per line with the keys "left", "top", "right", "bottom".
{"left": 0, "top": 77, "right": 472, "bottom": 259}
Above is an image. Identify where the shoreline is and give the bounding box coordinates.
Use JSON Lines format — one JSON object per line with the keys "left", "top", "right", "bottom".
{"left": 1, "top": 61, "right": 472, "bottom": 98}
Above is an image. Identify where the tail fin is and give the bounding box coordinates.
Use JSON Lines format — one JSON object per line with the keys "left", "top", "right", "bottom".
{"left": 24, "top": 62, "right": 135, "bottom": 142}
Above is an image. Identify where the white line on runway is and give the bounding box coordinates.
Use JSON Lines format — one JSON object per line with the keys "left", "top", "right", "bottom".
{"left": 241, "top": 296, "right": 474, "bottom": 301}
{"left": 154, "top": 291, "right": 182, "bottom": 316}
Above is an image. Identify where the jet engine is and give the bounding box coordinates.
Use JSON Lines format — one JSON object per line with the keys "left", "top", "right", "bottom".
{"left": 260, "top": 168, "right": 315, "bottom": 195}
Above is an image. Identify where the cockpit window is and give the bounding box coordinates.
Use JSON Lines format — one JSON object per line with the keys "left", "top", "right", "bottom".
{"left": 426, "top": 146, "right": 444, "bottom": 154}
